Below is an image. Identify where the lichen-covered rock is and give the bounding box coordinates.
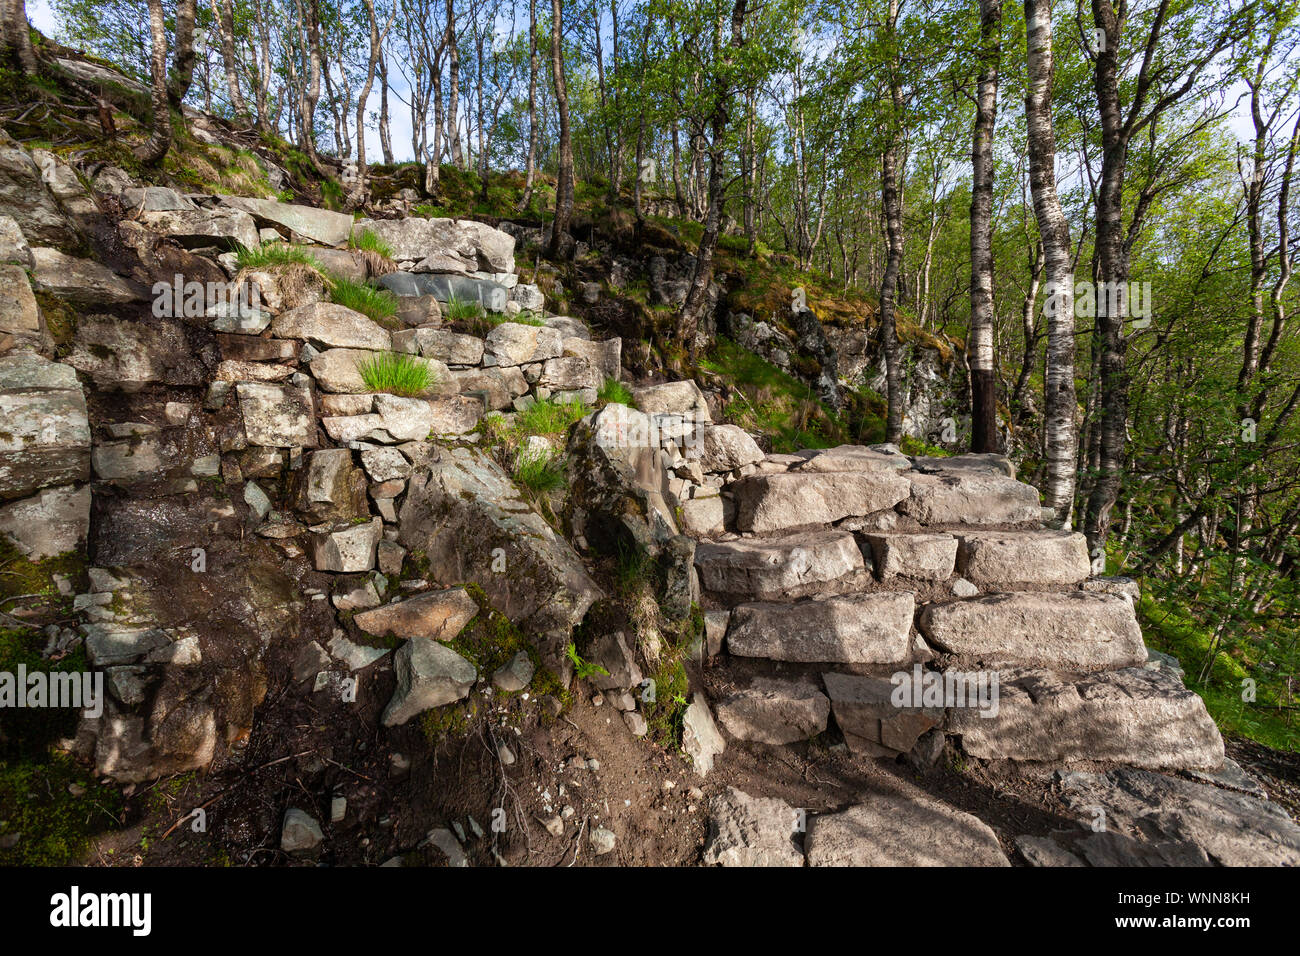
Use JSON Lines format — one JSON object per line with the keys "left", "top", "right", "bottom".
{"left": 381, "top": 639, "right": 477, "bottom": 726}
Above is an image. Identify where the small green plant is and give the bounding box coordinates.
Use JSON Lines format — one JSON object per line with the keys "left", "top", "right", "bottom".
{"left": 328, "top": 275, "right": 399, "bottom": 325}
{"left": 597, "top": 378, "right": 635, "bottom": 406}
{"left": 348, "top": 228, "right": 395, "bottom": 260}
{"left": 565, "top": 642, "right": 609, "bottom": 681}
{"left": 445, "top": 295, "right": 485, "bottom": 322}
{"left": 234, "top": 243, "right": 321, "bottom": 271}
{"left": 513, "top": 447, "right": 567, "bottom": 493}
{"left": 356, "top": 351, "right": 434, "bottom": 396}
{"left": 514, "top": 396, "right": 590, "bottom": 437}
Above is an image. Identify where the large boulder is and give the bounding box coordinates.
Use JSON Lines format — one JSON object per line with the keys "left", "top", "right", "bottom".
{"left": 237, "top": 382, "right": 317, "bottom": 448}
{"left": 0, "top": 262, "right": 44, "bottom": 350}
{"left": 955, "top": 530, "right": 1090, "bottom": 586}
{"left": 398, "top": 445, "right": 602, "bottom": 669}
{"left": 566, "top": 404, "right": 680, "bottom": 558}
{"left": 136, "top": 207, "right": 260, "bottom": 250}
{"left": 356, "top": 217, "right": 515, "bottom": 273}
{"left": 714, "top": 678, "right": 830, "bottom": 744}
{"left": 0, "top": 129, "right": 78, "bottom": 245}
{"left": 67, "top": 314, "right": 211, "bottom": 392}
{"left": 30, "top": 247, "right": 148, "bottom": 305}
{"left": 484, "top": 322, "right": 563, "bottom": 367}
{"left": 821, "top": 672, "right": 944, "bottom": 756}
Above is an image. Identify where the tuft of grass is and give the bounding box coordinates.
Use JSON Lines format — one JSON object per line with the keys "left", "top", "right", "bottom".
{"left": 328, "top": 275, "right": 399, "bottom": 326}
{"left": 356, "top": 351, "right": 435, "bottom": 396}
{"left": 513, "top": 446, "right": 567, "bottom": 493}
{"left": 235, "top": 243, "right": 321, "bottom": 271}
{"left": 348, "top": 228, "right": 394, "bottom": 260}
{"left": 445, "top": 295, "right": 484, "bottom": 322}
{"left": 513, "top": 396, "right": 590, "bottom": 437}
{"left": 597, "top": 378, "right": 635, "bottom": 407}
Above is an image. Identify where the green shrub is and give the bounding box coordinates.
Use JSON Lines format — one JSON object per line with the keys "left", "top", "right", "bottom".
{"left": 328, "top": 274, "right": 399, "bottom": 325}
{"left": 356, "top": 351, "right": 435, "bottom": 396}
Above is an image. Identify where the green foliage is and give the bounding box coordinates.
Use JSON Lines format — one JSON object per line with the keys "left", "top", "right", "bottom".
{"left": 356, "top": 351, "right": 435, "bottom": 396}
{"left": 513, "top": 396, "right": 591, "bottom": 437}
{"left": 0, "top": 754, "right": 123, "bottom": 865}
{"left": 565, "top": 642, "right": 608, "bottom": 681}
{"left": 701, "top": 337, "right": 854, "bottom": 452}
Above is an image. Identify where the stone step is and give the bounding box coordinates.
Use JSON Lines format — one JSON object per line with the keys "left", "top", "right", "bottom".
{"left": 731, "top": 469, "right": 912, "bottom": 533}
{"left": 804, "top": 790, "right": 1011, "bottom": 867}
{"left": 713, "top": 678, "right": 831, "bottom": 744}
{"left": 948, "top": 666, "right": 1224, "bottom": 771}
{"left": 898, "top": 471, "right": 1042, "bottom": 527}
{"left": 955, "top": 529, "right": 1090, "bottom": 586}
{"left": 821, "top": 672, "right": 944, "bottom": 756}
{"left": 726, "top": 592, "right": 914, "bottom": 664}
{"left": 694, "top": 529, "right": 870, "bottom": 602}
{"left": 917, "top": 591, "right": 1146, "bottom": 671}
{"left": 860, "top": 531, "right": 957, "bottom": 581}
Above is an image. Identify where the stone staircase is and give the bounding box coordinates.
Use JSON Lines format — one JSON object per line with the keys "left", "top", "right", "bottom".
{"left": 690, "top": 448, "right": 1224, "bottom": 774}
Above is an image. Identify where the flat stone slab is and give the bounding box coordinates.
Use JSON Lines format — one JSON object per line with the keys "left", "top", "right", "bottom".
{"left": 861, "top": 532, "right": 957, "bottom": 581}
{"left": 791, "top": 445, "right": 911, "bottom": 473}
{"left": 949, "top": 667, "right": 1225, "bottom": 771}
{"left": 917, "top": 591, "right": 1146, "bottom": 671}
{"left": 715, "top": 678, "right": 830, "bottom": 744}
{"left": 1058, "top": 767, "right": 1300, "bottom": 866}
{"left": 956, "top": 530, "right": 1090, "bottom": 586}
{"left": 899, "top": 472, "right": 1041, "bottom": 526}
{"left": 694, "top": 529, "right": 867, "bottom": 602}
{"left": 805, "top": 791, "right": 1011, "bottom": 866}
{"left": 727, "top": 592, "right": 915, "bottom": 664}
{"left": 732, "top": 470, "right": 912, "bottom": 533}
{"left": 703, "top": 787, "right": 804, "bottom": 867}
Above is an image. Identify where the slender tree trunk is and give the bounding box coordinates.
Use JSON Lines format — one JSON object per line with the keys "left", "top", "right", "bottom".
{"left": 167, "top": 0, "right": 199, "bottom": 110}
{"left": 517, "top": 0, "right": 540, "bottom": 212}
{"left": 378, "top": 48, "right": 393, "bottom": 165}
{"left": 678, "top": 0, "right": 747, "bottom": 363}
{"left": 447, "top": 2, "right": 463, "bottom": 168}
{"left": 878, "top": 0, "right": 906, "bottom": 444}
{"left": 214, "top": 0, "right": 248, "bottom": 118}
{"left": 2, "top": 0, "right": 37, "bottom": 75}
{"left": 135, "top": 0, "right": 172, "bottom": 165}
{"left": 968, "top": 0, "right": 1002, "bottom": 452}
{"left": 348, "top": 0, "right": 391, "bottom": 209}
{"left": 1024, "top": 0, "right": 1077, "bottom": 523}
{"left": 547, "top": 0, "right": 575, "bottom": 258}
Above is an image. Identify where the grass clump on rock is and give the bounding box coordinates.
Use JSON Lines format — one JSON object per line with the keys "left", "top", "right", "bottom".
{"left": 356, "top": 351, "right": 435, "bottom": 397}
{"left": 327, "top": 274, "right": 399, "bottom": 326}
